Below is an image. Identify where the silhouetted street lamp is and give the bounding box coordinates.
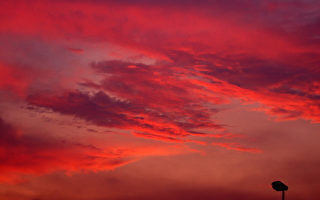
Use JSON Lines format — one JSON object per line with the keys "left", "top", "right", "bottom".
{"left": 272, "top": 181, "right": 288, "bottom": 200}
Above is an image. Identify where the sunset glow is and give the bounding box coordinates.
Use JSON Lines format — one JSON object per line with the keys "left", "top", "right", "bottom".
{"left": 1, "top": 1, "right": 320, "bottom": 200}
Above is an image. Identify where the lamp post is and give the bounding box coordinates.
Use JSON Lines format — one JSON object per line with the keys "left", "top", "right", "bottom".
{"left": 272, "top": 181, "right": 288, "bottom": 200}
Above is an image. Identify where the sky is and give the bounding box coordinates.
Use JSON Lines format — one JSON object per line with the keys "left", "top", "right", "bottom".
{"left": 0, "top": 0, "right": 320, "bottom": 199}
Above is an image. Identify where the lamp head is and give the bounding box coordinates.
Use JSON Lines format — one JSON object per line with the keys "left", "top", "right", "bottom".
{"left": 272, "top": 181, "right": 288, "bottom": 191}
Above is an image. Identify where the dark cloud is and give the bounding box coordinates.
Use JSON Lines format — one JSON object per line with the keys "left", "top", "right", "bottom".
{"left": 157, "top": 50, "right": 320, "bottom": 122}
{"left": 27, "top": 87, "right": 224, "bottom": 143}
{"left": 28, "top": 90, "right": 153, "bottom": 126}
{"left": 27, "top": 59, "right": 229, "bottom": 142}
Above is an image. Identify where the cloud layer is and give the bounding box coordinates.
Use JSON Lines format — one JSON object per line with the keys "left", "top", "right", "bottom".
{"left": 0, "top": 1, "right": 320, "bottom": 200}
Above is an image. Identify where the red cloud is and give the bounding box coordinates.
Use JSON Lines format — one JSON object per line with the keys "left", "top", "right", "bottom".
{"left": 0, "top": 117, "right": 132, "bottom": 182}
{"left": 0, "top": 117, "right": 192, "bottom": 183}
{"left": 26, "top": 88, "right": 223, "bottom": 144}
{"left": 25, "top": 59, "right": 261, "bottom": 154}
{"left": 0, "top": 63, "right": 33, "bottom": 96}
{"left": 212, "top": 142, "right": 262, "bottom": 153}
{"left": 67, "top": 47, "right": 84, "bottom": 54}
{"left": 1, "top": 0, "right": 319, "bottom": 185}
{"left": 1, "top": 0, "right": 319, "bottom": 123}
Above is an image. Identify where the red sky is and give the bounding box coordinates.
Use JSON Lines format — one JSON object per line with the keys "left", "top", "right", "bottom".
{"left": 0, "top": 0, "right": 320, "bottom": 199}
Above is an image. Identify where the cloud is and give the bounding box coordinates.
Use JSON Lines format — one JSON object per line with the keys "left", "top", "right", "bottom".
{"left": 0, "top": 0, "right": 319, "bottom": 182}
{"left": 0, "top": 2, "right": 320, "bottom": 199}
{"left": 0, "top": 62, "right": 34, "bottom": 96}
{"left": 67, "top": 47, "right": 84, "bottom": 54}
{"left": 0, "top": 117, "right": 190, "bottom": 183}
{"left": 187, "top": 53, "right": 320, "bottom": 122}
{"left": 1, "top": 0, "right": 319, "bottom": 123}
{"left": 0, "top": 117, "right": 132, "bottom": 182}
{"left": 91, "top": 56, "right": 320, "bottom": 124}
{"left": 26, "top": 87, "right": 224, "bottom": 144}
{"left": 212, "top": 142, "right": 262, "bottom": 153}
